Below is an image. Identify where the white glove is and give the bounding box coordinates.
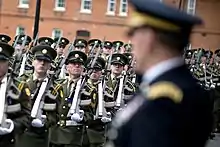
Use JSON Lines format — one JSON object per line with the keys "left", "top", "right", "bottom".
{"left": 101, "top": 117, "right": 112, "bottom": 123}
{"left": 0, "top": 119, "right": 14, "bottom": 135}
{"left": 71, "top": 110, "right": 84, "bottom": 122}
{"left": 31, "top": 115, "right": 46, "bottom": 128}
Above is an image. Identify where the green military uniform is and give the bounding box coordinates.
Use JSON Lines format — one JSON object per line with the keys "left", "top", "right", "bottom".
{"left": 17, "top": 45, "right": 63, "bottom": 147}
{"left": 101, "top": 41, "right": 113, "bottom": 62}
{"left": 81, "top": 56, "right": 108, "bottom": 147}
{"left": 88, "top": 39, "right": 102, "bottom": 55}
{"left": 49, "top": 50, "right": 87, "bottom": 147}
{"left": 0, "top": 42, "right": 31, "bottom": 147}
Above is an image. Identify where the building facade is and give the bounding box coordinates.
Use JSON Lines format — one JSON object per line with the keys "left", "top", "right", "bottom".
{"left": 0, "top": 0, "right": 220, "bottom": 50}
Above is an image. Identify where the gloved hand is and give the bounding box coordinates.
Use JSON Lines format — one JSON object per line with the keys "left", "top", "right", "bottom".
{"left": 101, "top": 117, "right": 111, "bottom": 123}
{"left": 71, "top": 110, "right": 84, "bottom": 122}
{"left": 31, "top": 115, "right": 47, "bottom": 128}
{"left": 0, "top": 119, "right": 14, "bottom": 135}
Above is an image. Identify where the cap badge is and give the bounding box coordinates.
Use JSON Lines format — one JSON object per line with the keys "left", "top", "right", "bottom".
{"left": 21, "top": 37, "right": 24, "bottom": 40}
{"left": 129, "top": 56, "right": 132, "bottom": 59}
{"left": 116, "top": 42, "right": 120, "bottom": 45}
{"left": 95, "top": 41, "right": 98, "bottom": 43}
{"left": 0, "top": 47, "right": 2, "bottom": 52}
{"left": 75, "top": 54, "right": 79, "bottom": 58}
{"left": 2, "top": 37, "right": 5, "bottom": 40}
{"left": 107, "top": 43, "right": 110, "bottom": 45}
{"left": 42, "top": 49, "right": 47, "bottom": 54}
{"left": 45, "top": 39, "right": 48, "bottom": 42}
{"left": 78, "top": 41, "right": 82, "bottom": 44}
{"left": 62, "top": 39, "right": 65, "bottom": 43}
{"left": 117, "top": 57, "right": 120, "bottom": 61}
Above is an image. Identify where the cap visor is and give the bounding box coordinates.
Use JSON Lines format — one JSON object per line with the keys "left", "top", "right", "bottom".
{"left": 0, "top": 55, "right": 9, "bottom": 61}
{"left": 35, "top": 56, "right": 51, "bottom": 62}
{"left": 111, "top": 61, "right": 124, "bottom": 65}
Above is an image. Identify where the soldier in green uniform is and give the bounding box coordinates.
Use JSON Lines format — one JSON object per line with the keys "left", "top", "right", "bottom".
{"left": 13, "top": 34, "right": 32, "bottom": 54}
{"left": 112, "top": 41, "right": 123, "bottom": 53}
{"left": 49, "top": 50, "right": 87, "bottom": 147}
{"left": 88, "top": 39, "right": 102, "bottom": 55}
{"left": 0, "top": 42, "right": 31, "bottom": 147}
{"left": 80, "top": 56, "right": 110, "bottom": 147}
{"left": 74, "top": 39, "right": 88, "bottom": 53}
{"left": 54, "top": 37, "right": 69, "bottom": 66}
{"left": 101, "top": 41, "right": 113, "bottom": 61}
{"left": 17, "top": 44, "right": 63, "bottom": 147}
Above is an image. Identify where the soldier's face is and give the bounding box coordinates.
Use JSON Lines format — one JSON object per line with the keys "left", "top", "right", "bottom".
{"left": 67, "top": 62, "right": 83, "bottom": 76}
{"left": 103, "top": 47, "right": 112, "bottom": 55}
{"left": 129, "top": 28, "right": 154, "bottom": 73}
{"left": 33, "top": 59, "right": 51, "bottom": 74}
{"left": 111, "top": 64, "right": 124, "bottom": 75}
{"left": 0, "top": 60, "right": 9, "bottom": 77}
{"left": 57, "top": 47, "right": 64, "bottom": 56}
{"left": 75, "top": 47, "right": 85, "bottom": 52}
{"left": 91, "top": 69, "right": 102, "bottom": 80}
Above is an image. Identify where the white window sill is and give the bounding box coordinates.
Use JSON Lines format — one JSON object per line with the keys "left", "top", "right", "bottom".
{"left": 106, "top": 12, "right": 115, "bottom": 16}
{"left": 54, "top": 7, "right": 66, "bottom": 12}
{"left": 80, "top": 9, "right": 92, "bottom": 14}
{"left": 118, "top": 13, "right": 128, "bottom": 17}
{"left": 17, "top": 4, "right": 29, "bottom": 9}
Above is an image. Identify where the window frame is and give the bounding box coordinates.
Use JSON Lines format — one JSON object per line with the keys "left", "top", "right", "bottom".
{"left": 106, "top": 0, "right": 116, "bottom": 16}
{"left": 80, "top": 0, "right": 92, "bottom": 14}
{"left": 18, "top": 0, "right": 29, "bottom": 9}
{"left": 186, "top": 0, "right": 196, "bottom": 15}
{"left": 54, "top": 0, "right": 66, "bottom": 12}
{"left": 119, "top": 0, "right": 128, "bottom": 17}
{"left": 52, "top": 29, "right": 63, "bottom": 39}
{"left": 16, "top": 26, "right": 25, "bottom": 35}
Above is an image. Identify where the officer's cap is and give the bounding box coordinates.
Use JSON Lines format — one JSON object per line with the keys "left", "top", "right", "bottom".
{"left": 32, "top": 45, "right": 57, "bottom": 62}
{"left": 128, "top": 0, "right": 202, "bottom": 39}
{"left": 74, "top": 39, "right": 87, "bottom": 48}
{"left": 0, "top": 42, "right": 15, "bottom": 60}
{"left": 86, "top": 56, "right": 106, "bottom": 70}
{"left": 112, "top": 41, "right": 124, "bottom": 48}
{"left": 123, "top": 53, "right": 133, "bottom": 65}
{"left": 66, "top": 50, "right": 87, "bottom": 65}
{"left": 0, "top": 34, "right": 11, "bottom": 43}
{"left": 111, "top": 53, "right": 128, "bottom": 66}
{"left": 54, "top": 37, "right": 70, "bottom": 47}
{"left": 104, "top": 41, "right": 113, "bottom": 49}
{"left": 14, "top": 34, "right": 32, "bottom": 45}
{"left": 88, "top": 39, "right": 102, "bottom": 47}
{"left": 38, "top": 37, "right": 54, "bottom": 46}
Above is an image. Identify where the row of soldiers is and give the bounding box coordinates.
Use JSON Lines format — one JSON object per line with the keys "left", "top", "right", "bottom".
{"left": 0, "top": 34, "right": 138, "bottom": 147}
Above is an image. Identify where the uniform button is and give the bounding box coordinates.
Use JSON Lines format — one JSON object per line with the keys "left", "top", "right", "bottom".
{"left": 45, "top": 129, "right": 48, "bottom": 132}
{"left": 61, "top": 114, "right": 64, "bottom": 117}
{"left": 77, "top": 127, "right": 80, "bottom": 130}
{"left": 57, "top": 122, "right": 60, "bottom": 125}
{"left": 63, "top": 106, "right": 66, "bottom": 109}
{"left": 86, "top": 126, "right": 88, "bottom": 128}
{"left": 65, "top": 98, "right": 68, "bottom": 101}
{"left": 11, "top": 139, "right": 14, "bottom": 143}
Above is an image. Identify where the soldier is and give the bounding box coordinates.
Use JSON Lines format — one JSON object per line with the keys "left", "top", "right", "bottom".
{"left": 13, "top": 34, "right": 32, "bottom": 54}
{"left": 17, "top": 45, "right": 63, "bottom": 147}
{"left": 112, "top": 41, "right": 123, "bottom": 53}
{"left": 81, "top": 56, "right": 111, "bottom": 147}
{"left": 88, "top": 39, "right": 102, "bottom": 55}
{"left": 106, "top": 0, "right": 213, "bottom": 147}
{"left": 0, "top": 42, "right": 31, "bottom": 147}
{"left": 74, "top": 39, "right": 88, "bottom": 53}
{"left": 123, "top": 43, "right": 132, "bottom": 53}
{"left": 49, "top": 50, "right": 87, "bottom": 147}
{"left": 54, "top": 37, "right": 70, "bottom": 60}
{"left": 101, "top": 41, "right": 113, "bottom": 61}
{"left": 0, "top": 34, "right": 11, "bottom": 43}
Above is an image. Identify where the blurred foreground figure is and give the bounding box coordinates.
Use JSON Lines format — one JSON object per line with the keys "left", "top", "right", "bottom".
{"left": 106, "top": 0, "right": 213, "bottom": 147}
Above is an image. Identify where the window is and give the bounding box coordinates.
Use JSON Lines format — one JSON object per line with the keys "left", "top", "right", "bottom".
{"left": 187, "top": 0, "right": 196, "bottom": 15}
{"left": 80, "top": 0, "right": 92, "bottom": 13}
{"left": 18, "top": 0, "right": 29, "bottom": 8}
{"left": 107, "top": 0, "right": 116, "bottom": 15}
{"left": 119, "top": 0, "right": 128, "bottom": 16}
{"left": 54, "top": 0, "right": 66, "bottom": 11}
{"left": 52, "top": 29, "right": 63, "bottom": 39}
{"left": 16, "top": 26, "right": 25, "bottom": 35}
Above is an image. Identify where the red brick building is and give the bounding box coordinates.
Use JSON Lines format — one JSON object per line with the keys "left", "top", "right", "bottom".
{"left": 0, "top": 0, "right": 220, "bottom": 50}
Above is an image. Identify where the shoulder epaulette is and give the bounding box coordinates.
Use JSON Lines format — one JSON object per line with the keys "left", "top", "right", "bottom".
{"left": 146, "top": 81, "right": 183, "bottom": 103}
